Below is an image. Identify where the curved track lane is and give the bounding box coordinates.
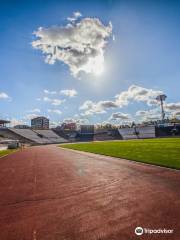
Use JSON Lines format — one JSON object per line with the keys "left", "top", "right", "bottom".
{"left": 0, "top": 145, "right": 179, "bottom": 240}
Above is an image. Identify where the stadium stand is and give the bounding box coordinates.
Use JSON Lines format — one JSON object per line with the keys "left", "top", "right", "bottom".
{"left": 138, "top": 126, "right": 156, "bottom": 138}
{"left": 94, "top": 129, "right": 122, "bottom": 141}
{"left": 118, "top": 128, "right": 135, "bottom": 140}
{"left": 52, "top": 128, "right": 76, "bottom": 140}
{"left": 118, "top": 126, "right": 155, "bottom": 140}
{"left": 0, "top": 128, "right": 67, "bottom": 145}
{"left": 0, "top": 128, "right": 31, "bottom": 143}
{"left": 155, "top": 124, "right": 180, "bottom": 137}
{"left": 34, "top": 130, "right": 68, "bottom": 143}
{"left": 10, "top": 128, "right": 48, "bottom": 144}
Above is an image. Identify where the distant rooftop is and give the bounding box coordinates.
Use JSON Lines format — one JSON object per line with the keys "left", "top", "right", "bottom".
{"left": 31, "top": 116, "right": 49, "bottom": 120}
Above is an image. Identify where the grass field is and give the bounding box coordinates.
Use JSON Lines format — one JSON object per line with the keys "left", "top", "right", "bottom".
{"left": 60, "top": 138, "right": 180, "bottom": 169}
{"left": 0, "top": 149, "right": 17, "bottom": 158}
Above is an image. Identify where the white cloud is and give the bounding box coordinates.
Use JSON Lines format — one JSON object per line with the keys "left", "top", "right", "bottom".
{"left": 27, "top": 108, "right": 41, "bottom": 113}
{"left": 79, "top": 100, "right": 114, "bottom": 115}
{"left": 136, "top": 110, "right": 147, "bottom": 116}
{"left": 63, "top": 117, "right": 89, "bottom": 125}
{"left": 44, "top": 89, "right": 57, "bottom": 94}
{"left": 43, "top": 97, "right": 51, "bottom": 102}
{"left": 74, "top": 11, "right": 82, "bottom": 18}
{"left": 136, "top": 108, "right": 161, "bottom": 121}
{"left": 0, "top": 92, "right": 11, "bottom": 100}
{"left": 60, "top": 89, "right": 77, "bottom": 97}
{"left": 110, "top": 112, "right": 131, "bottom": 121}
{"left": 10, "top": 118, "right": 26, "bottom": 127}
{"left": 47, "top": 109, "right": 62, "bottom": 115}
{"left": 50, "top": 121, "right": 59, "bottom": 128}
{"left": 79, "top": 85, "right": 163, "bottom": 116}
{"left": 163, "top": 102, "right": 180, "bottom": 118}
{"left": 32, "top": 15, "right": 112, "bottom": 77}
{"left": 51, "top": 99, "right": 65, "bottom": 106}
{"left": 76, "top": 118, "right": 89, "bottom": 125}
{"left": 23, "top": 114, "right": 39, "bottom": 120}
{"left": 99, "top": 101, "right": 118, "bottom": 109}
{"left": 164, "top": 102, "right": 180, "bottom": 111}
{"left": 67, "top": 11, "right": 82, "bottom": 22}
{"left": 136, "top": 102, "right": 180, "bottom": 121}
{"left": 79, "top": 100, "right": 117, "bottom": 116}
{"left": 43, "top": 96, "right": 65, "bottom": 106}
{"left": 115, "top": 85, "right": 162, "bottom": 107}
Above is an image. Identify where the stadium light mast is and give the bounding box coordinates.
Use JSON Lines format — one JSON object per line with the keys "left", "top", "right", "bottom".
{"left": 156, "top": 94, "right": 167, "bottom": 121}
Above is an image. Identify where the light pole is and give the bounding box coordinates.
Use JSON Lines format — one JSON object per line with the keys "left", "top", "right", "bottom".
{"left": 156, "top": 94, "right": 167, "bottom": 121}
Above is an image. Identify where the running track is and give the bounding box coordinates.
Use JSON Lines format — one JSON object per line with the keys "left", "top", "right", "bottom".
{"left": 0, "top": 145, "right": 179, "bottom": 240}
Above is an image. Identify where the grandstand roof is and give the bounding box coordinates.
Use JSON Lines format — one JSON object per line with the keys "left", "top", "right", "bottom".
{"left": 0, "top": 120, "right": 10, "bottom": 124}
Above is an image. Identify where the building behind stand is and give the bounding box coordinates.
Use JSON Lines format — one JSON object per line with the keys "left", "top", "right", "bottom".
{"left": 31, "top": 116, "right": 49, "bottom": 129}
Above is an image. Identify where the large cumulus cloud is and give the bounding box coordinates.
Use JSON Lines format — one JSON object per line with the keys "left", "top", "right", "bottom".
{"left": 32, "top": 14, "right": 112, "bottom": 78}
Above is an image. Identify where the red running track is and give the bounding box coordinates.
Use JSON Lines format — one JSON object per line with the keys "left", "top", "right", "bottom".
{"left": 0, "top": 145, "right": 179, "bottom": 240}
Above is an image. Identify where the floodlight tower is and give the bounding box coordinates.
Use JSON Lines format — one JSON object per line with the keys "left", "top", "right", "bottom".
{"left": 156, "top": 94, "right": 167, "bottom": 121}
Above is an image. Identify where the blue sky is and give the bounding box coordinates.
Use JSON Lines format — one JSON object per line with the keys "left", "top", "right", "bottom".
{"left": 0, "top": 0, "right": 180, "bottom": 126}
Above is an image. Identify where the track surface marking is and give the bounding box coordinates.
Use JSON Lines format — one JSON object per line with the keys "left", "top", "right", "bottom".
{"left": 0, "top": 145, "right": 179, "bottom": 240}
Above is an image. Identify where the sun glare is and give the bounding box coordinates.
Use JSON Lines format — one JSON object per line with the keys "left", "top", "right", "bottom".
{"left": 93, "top": 61, "right": 104, "bottom": 76}
{"left": 91, "top": 53, "right": 104, "bottom": 76}
{"left": 78, "top": 50, "right": 105, "bottom": 77}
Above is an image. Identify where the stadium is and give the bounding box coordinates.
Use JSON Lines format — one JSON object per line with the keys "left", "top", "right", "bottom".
{"left": 0, "top": 109, "right": 180, "bottom": 239}
{"left": 0, "top": 93, "right": 180, "bottom": 168}
{"left": 0, "top": 1, "right": 180, "bottom": 239}
{"left": 0, "top": 94, "right": 180, "bottom": 171}
{"left": 1, "top": 95, "right": 180, "bottom": 148}
{"left": 0, "top": 94, "right": 179, "bottom": 235}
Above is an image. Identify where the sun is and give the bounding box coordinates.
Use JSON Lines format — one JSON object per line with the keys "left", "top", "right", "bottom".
{"left": 93, "top": 61, "right": 104, "bottom": 76}
{"left": 80, "top": 52, "right": 105, "bottom": 77}
{"left": 91, "top": 53, "right": 105, "bottom": 76}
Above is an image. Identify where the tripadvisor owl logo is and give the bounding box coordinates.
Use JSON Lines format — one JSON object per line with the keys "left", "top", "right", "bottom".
{"left": 135, "top": 226, "right": 174, "bottom": 235}
{"left": 135, "top": 226, "right": 144, "bottom": 235}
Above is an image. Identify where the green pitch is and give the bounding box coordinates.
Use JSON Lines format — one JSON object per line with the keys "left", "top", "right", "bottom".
{"left": 60, "top": 138, "right": 180, "bottom": 169}
{"left": 0, "top": 149, "right": 17, "bottom": 158}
